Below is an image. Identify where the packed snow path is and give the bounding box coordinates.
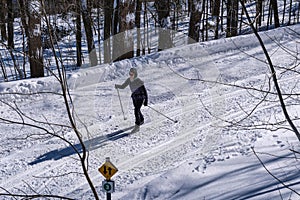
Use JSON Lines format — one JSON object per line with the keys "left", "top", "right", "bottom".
{"left": 67, "top": 26, "right": 299, "bottom": 198}
{"left": 0, "top": 25, "right": 300, "bottom": 199}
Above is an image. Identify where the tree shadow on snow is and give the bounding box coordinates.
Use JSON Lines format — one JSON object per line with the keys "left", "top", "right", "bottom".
{"left": 172, "top": 151, "right": 300, "bottom": 200}
{"left": 29, "top": 126, "right": 134, "bottom": 165}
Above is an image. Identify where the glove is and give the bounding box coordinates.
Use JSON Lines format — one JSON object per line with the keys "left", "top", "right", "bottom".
{"left": 144, "top": 100, "right": 148, "bottom": 106}
{"left": 115, "top": 84, "right": 119, "bottom": 89}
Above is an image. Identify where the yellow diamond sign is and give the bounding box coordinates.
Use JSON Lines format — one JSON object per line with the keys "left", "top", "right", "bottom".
{"left": 99, "top": 159, "right": 118, "bottom": 180}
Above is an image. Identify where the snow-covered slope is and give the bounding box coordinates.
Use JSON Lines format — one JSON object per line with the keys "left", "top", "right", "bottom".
{"left": 1, "top": 24, "right": 300, "bottom": 200}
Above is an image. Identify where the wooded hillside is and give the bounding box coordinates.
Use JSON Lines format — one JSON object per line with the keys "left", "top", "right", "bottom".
{"left": 0, "top": 0, "right": 299, "bottom": 81}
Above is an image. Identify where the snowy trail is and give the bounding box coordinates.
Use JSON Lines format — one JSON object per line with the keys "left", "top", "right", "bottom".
{"left": 73, "top": 29, "right": 300, "bottom": 197}
{"left": 1, "top": 24, "right": 299, "bottom": 199}
{"left": 66, "top": 51, "right": 297, "bottom": 198}
{"left": 69, "top": 76, "right": 287, "bottom": 198}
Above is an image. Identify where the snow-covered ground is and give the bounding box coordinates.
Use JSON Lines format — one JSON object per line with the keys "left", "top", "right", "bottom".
{"left": 1, "top": 24, "right": 300, "bottom": 199}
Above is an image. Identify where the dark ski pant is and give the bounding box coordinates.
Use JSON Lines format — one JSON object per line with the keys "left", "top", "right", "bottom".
{"left": 132, "top": 97, "right": 144, "bottom": 125}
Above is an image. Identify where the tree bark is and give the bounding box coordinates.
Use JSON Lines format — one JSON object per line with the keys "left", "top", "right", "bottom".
{"left": 0, "top": 0, "right": 7, "bottom": 41}
{"left": 212, "top": 0, "right": 220, "bottom": 16}
{"left": 118, "top": 0, "right": 135, "bottom": 60}
{"left": 213, "top": 0, "right": 221, "bottom": 39}
{"left": 7, "top": 0, "right": 23, "bottom": 79}
{"left": 76, "top": 0, "right": 82, "bottom": 67}
{"left": 188, "top": 0, "right": 202, "bottom": 44}
{"left": 256, "top": 0, "right": 263, "bottom": 28}
{"left": 270, "top": 0, "right": 280, "bottom": 28}
{"left": 81, "top": 0, "right": 98, "bottom": 66}
{"left": 103, "top": 0, "right": 113, "bottom": 63}
{"left": 136, "top": 0, "right": 142, "bottom": 56}
{"left": 155, "top": 0, "right": 173, "bottom": 51}
{"left": 26, "top": 0, "right": 44, "bottom": 78}
{"left": 112, "top": 0, "right": 120, "bottom": 61}
{"left": 226, "top": 0, "right": 239, "bottom": 37}
{"left": 7, "top": 0, "right": 14, "bottom": 48}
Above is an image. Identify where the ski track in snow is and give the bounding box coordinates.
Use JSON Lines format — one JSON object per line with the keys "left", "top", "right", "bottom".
{"left": 76, "top": 84, "right": 289, "bottom": 198}
{"left": 0, "top": 24, "right": 299, "bottom": 199}
{"left": 68, "top": 32, "right": 299, "bottom": 197}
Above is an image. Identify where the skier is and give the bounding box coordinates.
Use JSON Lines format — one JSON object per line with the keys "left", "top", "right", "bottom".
{"left": 115, "top": 68, "right": 148, "bottom": 133}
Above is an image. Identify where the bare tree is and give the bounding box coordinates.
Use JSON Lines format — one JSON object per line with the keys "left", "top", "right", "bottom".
{"left": 81, "top": 0, "right": 98, "bottom": 66}
{"left": 18, "top": 0, "right": 44, "bottom": 78}
{"left": 19, "top": 0, "right": 44, "bottom": 78}
{"left": 6, "top": 0, "right": 23, "bottom": 79}
{"left": 212, "top": 0, "right": 221, "bottom": 39}
{"left": 0, "top": 1, "right": 101, "bottom": 198}
{"left": 155, "top": 0, "right": 173, "bottom": 51}
{"left": 76, "top": 0, "right": 83, "bottom": 67}
{"left": 40, "top": 1, "right": 100, "bottom": 197}
{"left": 240, "top": 0, "right": 300, "bottom": 142}
{"left": 188, "top": 0, "right": 203, "bottom": 43}
{"left": 103, "top": 0, "right": 113, "bottom": 63}
{"left": 136, "top": 0, "right": 143, "bottom": 56}
{"left": 270, "top": 0, "right": 280, "bottom": 28}
{"left": 256, "top": 0, "right": 263, "bottom": 28}
{"left": 112, "top": 0, "right": 121, "bottom": 61}
{"left": 7, "top": 0, "right": 13, "bottom": 49}
{"left": 0, "top": 0, "right": 7, "bottom": 42}
{"left": 118, "top": 0, "right": 135, "bottom": 60}
{"left": 226, "top": 0, "right": 239, "bottom": 37}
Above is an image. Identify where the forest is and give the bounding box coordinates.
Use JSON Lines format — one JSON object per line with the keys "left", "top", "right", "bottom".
{"left": 0, "top": 0, "right": 299, "bottom": 81}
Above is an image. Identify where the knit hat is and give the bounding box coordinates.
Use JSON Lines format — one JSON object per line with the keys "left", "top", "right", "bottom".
{"left": 129, "top": 68, "right": 138, "bottom": 78}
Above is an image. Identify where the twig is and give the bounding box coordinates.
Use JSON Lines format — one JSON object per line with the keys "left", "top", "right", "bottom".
{"left": 252, "top": 147, "right": 300, "bottom": 196}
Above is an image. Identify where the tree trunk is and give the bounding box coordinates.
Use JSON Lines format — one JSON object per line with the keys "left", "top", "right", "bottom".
{"left": 97, "top": 4, "right": 102, "bottom": 64}
{"left": 256, "top": 0, "right": 263, "bottom": 28}
{"left": 267, "top": 2, "right": 272, "bottom": 29}
{"left": 288, "top": 0, "right": 292, "bottom": 25}
{"left": 118, "top": 0, "right": 135, "bottom": 60}
{"left": 212, "top": 0, "right": 221, "bottom": 39}
{"left": 18, "top": 0, "right": 27, "bottom": 78}
{"left": 7, "top": 0, "right": 23, "bottom": 79}
{"left": 112, "top": 0, "right": 120, "bottom": 61}
{"left": 205, "top": 0, "right": 208, "bottom": 41}
{"left": 212, "top": 0, "right": 220, "bottom": 16}
{"left": 0, "top": 56, "right": 8, "bottom": 81}
{"left": 226, "top": 0, "right": 239, "bottom": 37}
{"left": 220, "top": 0, "right": 224, "bottom": 32}
{"left": 76, "top": 0, "right": 82, "bottom": 67}
{"left": 103, "top": 0, "right": 113, "bottom": 63}
{"left": 188, "top": 0, "right": 202, "bottom": 44}
{"left": 7, "top": 0, "right": 13, "bottom": 48}
{"left": 0, "top": 0, "right": 7, "bottom": 41}
{"left": 26, "top": 0, "right": 44, "bottom": 78}
{"left": 188, "top": 0, "right": 192, "bottom": 13}
{"left": 155, "top": 0, "right": 173, "bottom": 51}
{"left": 136, "top": 0, "right": 142, "bottom": 56}
{"left": 282, "top": 0, "right": 286, "bottom": 24}
{"left": 144, "top": 0, "right": 150, "bottom": 54}
{"left": 81, "top": 0, "right": 98, "bottom": 66}
{"left": 270, "top": 0, "right": 280, "bottom": 28}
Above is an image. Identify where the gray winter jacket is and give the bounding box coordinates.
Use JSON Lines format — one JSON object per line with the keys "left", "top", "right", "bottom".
{"left": 116, "top": 78, "right": 148, "bottom": 105}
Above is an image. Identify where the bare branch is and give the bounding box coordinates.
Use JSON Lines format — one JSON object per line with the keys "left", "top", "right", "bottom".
{"left": 240, "top": 1, "right": 300, "bottom": 141}
{"left": 252, "top": 147, "right": 300, "bottom": 196}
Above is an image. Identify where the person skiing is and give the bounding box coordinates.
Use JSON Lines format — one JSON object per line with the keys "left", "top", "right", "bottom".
{"left": 115, "top": 68, "right": 148, "bottom": 133}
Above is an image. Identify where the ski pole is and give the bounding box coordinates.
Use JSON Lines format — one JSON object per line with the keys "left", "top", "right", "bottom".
{"left": 147, "top": 105, "right": 178, "bottom": 123}
{"left": 116, "top": 88, "right": 127, "bottom": 120}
